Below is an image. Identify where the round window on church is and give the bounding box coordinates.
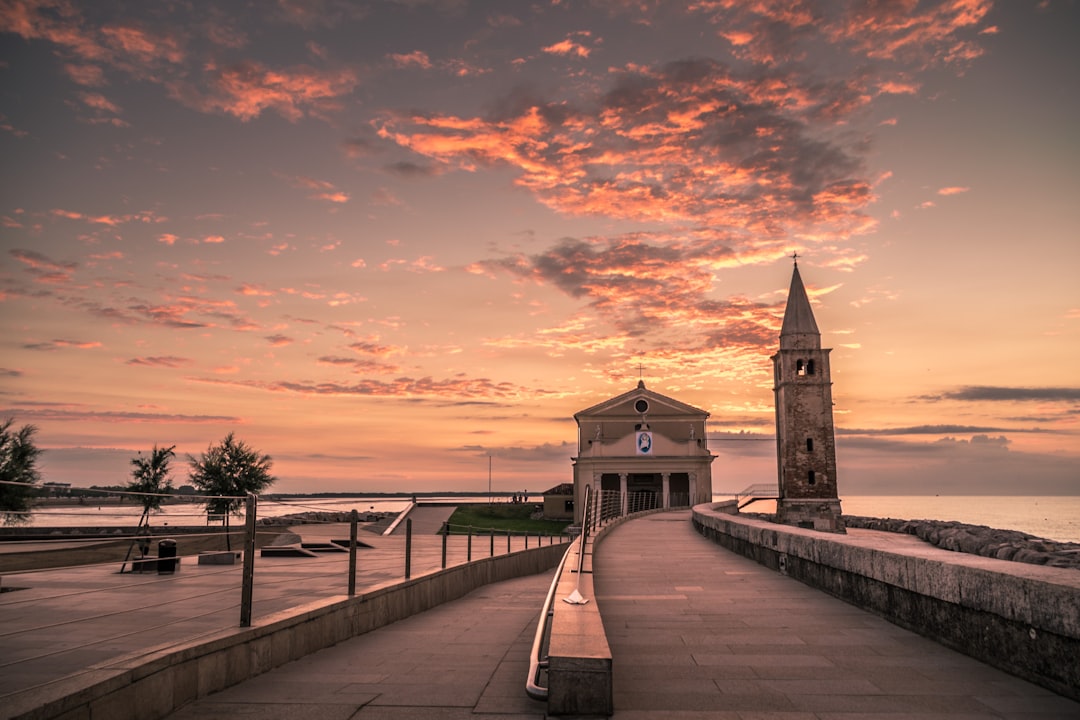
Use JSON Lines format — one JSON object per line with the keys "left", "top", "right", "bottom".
{"left": 634, "top": 399, "right": 649, "bottom": 413}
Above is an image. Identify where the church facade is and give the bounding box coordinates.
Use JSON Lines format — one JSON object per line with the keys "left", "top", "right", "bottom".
{"left": 771, "top": 262, "right": 845, "bottom": 532}
{"left": 570, "top": 381, "right": 715, "bottom": 524}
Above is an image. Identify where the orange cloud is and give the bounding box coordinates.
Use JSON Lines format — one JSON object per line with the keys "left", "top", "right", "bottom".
{"left": 126, "top": 356, "right": 193, "bottom": 368}
{"left": 100, "top": 24, "right": 184, "bottom": 65}
{"left": 543, "top": 32, "right": 594, "bottom": 59}
{"left": 937, "top": 186, "right": 970, "bottom": 195}
{"left": 285, "top": 175, "right": 351, "bottom": 203}
{"left": 189, "top": 61, "right": 358, "bottom": 122}
{"left": 64, "top": 63, "right": 105, "bottom": 86}
{"left": 389, "top": 50, "right": 432, "bottom": 69}
{"left": 23, "top": 338, "right": 103, "bottom": 351}
{"left": 10, "top": 248, "right": 78, "bottom": 284}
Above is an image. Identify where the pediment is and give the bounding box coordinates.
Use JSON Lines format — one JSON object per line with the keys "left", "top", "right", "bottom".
{"left": 574, "top": 381, "right": 708, "bottom": 422}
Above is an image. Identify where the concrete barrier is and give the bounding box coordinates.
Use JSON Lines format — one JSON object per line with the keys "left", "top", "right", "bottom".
{"left": 545, "top": 506, "right": 674, "bottom": 716}
{"left": 692, "top": 503, "right": 1080, "bottom": 701}
{"left": 8, "top": 543, "right": 567, "bottom": 720}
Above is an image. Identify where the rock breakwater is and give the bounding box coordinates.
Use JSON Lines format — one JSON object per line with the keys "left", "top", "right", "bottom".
{"left": 843, "top": 515, "right": 1080, "bottom": 569}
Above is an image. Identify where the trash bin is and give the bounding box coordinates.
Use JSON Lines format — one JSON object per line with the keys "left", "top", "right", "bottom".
{"left": 158, "top": 538, "right": 178, "bottom": 574}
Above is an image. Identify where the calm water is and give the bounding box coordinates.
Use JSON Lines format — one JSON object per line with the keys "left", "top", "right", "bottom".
{"left": 15, "top": 495, "right": 1080, "bottom": 544}
{"left": 720, "top": 495, "right": 1080, "bottom": 544}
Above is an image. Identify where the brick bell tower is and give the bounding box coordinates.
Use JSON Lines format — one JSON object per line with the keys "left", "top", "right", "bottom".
{"left": 772, "top": 259, "right": 845, "bottom": 532}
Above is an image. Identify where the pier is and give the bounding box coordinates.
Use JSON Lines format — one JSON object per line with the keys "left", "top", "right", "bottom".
{"left": 3, "top": 505, "right": 1079, "bottom": 719}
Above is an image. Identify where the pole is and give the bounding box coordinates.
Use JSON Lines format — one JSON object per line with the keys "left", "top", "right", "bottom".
{"left": 240, "top": 493, "right": 257, "bottom": 627}
{"left": 467, "top": 525, "right": 473, "bottom": 562}
{"left": 348, "top": 509, "right": 358, "bottom": 596}
{"left": 488, "top": 454, "right": 492, "bottom": 504}
{"left": 441, "top": 521, "right": 448, "bottom": 569}
{"left": 404, "top": 518, "right": 412, "bottom": 580}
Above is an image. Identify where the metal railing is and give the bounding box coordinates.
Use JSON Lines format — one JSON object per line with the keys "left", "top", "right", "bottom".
{"left": 527, "top": 485, "right": 683, "bottom": 700}
{"left": 736, "top": 483, "right": 779, "bottom": 509}
{"left": 527, "top": 484, "right": 595, "bottom": 700}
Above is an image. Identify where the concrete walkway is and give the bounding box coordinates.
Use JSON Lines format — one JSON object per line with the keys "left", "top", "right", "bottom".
{"left": 165, "top": 571, "right": 552, "bottom": 720}
{"left": 593, "top": 511, "right": 1080, "bottom": 718}
{"left": 0, "top": 528, "right": 555, "bottom": 717}
{"left": 160, "top": 511, "right": 1080, "bottom": 720}
{"left": 390, "top": 505, "right": 458, "bottom": 535}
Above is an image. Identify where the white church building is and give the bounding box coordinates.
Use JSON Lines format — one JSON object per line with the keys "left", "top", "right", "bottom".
{"left": 570, "top": 381, "right": 716, "bottom": 524}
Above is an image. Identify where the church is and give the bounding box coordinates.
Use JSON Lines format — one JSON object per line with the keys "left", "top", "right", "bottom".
{"left": 570, "top": 380, "right": 715, "bottom": 524}
{"left": 569, "top": 261, "right": 844, "bottom": 532}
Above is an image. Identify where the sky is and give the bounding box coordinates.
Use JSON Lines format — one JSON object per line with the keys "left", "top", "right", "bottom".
{"left": 1, "top": 0, "right": 1078, "bottom": 498}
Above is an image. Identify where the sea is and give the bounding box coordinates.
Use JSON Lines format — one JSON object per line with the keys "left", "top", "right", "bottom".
{"left": 13, "top": 495, "right": 1080, "bottom": 544}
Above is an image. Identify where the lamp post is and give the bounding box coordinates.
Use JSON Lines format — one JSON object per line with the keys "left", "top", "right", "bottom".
{"left": 488, "top": 454, "right": 492, "bottom": 505}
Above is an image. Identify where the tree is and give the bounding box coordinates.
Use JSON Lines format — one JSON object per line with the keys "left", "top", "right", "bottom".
{"left": 188, "top": 433, "right": 276, "bottom": 548}
{"left": 128, "top": 445, "right": 176, "bottom": 513}
{"left": 0, "top": 419, "right": 44, "bottom": 525}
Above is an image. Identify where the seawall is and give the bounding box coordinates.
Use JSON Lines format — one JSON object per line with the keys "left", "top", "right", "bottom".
{"left": 8, "top": 543, "right": 567, "bottom": 720}
{"left": 692, "top": 502, "right": 1080, "bottom": 701}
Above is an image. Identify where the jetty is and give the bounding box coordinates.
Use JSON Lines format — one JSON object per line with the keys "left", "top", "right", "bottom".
{"left": 1, "top": 501, "right": 1078, "bottom": 719}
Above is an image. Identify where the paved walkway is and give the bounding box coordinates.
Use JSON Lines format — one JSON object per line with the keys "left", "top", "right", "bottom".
{"left": 160, "top": 511, "right": 1080, "bottom": 720}
{"left": 593, "top": 511, "right": 1080, "bottom": 718}
{"left": 0, "top": 526, "right": 557, "bottom": 717}
{"left": 390, "top": 505, "right": 459, "bottom": 535}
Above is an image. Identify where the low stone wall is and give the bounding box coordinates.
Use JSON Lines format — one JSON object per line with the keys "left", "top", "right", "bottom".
{"left": 9, "top": 543, "right": 568, "bottom": 720}
{"left": 692, "top": 504, "right": 1080, "bottom": 701}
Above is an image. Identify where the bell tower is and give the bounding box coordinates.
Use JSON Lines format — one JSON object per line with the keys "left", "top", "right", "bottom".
{"left": 772, "top": 260, "right": 845, "bottom": 532}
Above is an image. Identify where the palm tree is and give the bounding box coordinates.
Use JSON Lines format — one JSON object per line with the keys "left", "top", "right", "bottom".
{"left": 123, "top": 444, "right": 176, "bottom": 567}
{"left": 128, "top": 445, "right": 176, "bottom": 512}
{"left": 188, "top": 433, "right": 276, "bottom": 549}
{"left": 0, "top": 419, "right": 43, "bottom": 525}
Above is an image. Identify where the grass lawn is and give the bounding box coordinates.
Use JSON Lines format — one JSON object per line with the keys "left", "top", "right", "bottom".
{"left": 444, "top": 503, "right": 570, "bottom": 535}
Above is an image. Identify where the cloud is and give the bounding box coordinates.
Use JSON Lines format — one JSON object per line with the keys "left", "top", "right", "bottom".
{"left": 193, "top": 373, "right": 550, "bottom": 400}
{"left": 284, "top": 174, "right": 351, "bottom": 203}
{"left": 8, "top": 406, "right": 239, "bottom": 423}
{"left": 937, "top": 186, "right": 970, "bottom": 195}
{"left": 176, "top": 61, "right": 358, "bottom": 122}
{"left": 697, "top": 0, "right": 992, "bottom": 69}
{"left": 379, "top": 58, "right": 875, "bottom": 244}
{"left": 125, "top": 356, "right": 194, "bottom": 368}
{"left": 99, "top": 24, "right": 184, "bottom": 65}
{"left": 64, "top": 63, "right": 105, "bottom": 86}
{"left": 837, "top": 424, "right": 1050, "bottom": 436}
{"left": 265, "top": 334, "right": 294, "bottom": 347}
{"left": 22, "top": 339, "right": 103, "bottom": 351}
{"left": 10, "top": 248, "right": 79, "bottom": 284}
{"left": 542, "top": 31, "right": 596, "bottom": 59}
{"left": 926, "top": 386, "right": 1080, "bottom": 403}
{"left": 316, "top": 356, "right": 399, "bottom": 374}
{"left": 388, "top": 50, "right": 432, "bottom": 69}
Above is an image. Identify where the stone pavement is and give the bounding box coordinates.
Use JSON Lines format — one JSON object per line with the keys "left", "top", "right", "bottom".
{"left": 158, "top": 511, "right": 1080, "bottom": 720}
{"left": 593, "top": 511, "right": 1080, "bottom": 719}
{"left": 0, "top": 525, "right": 557, "bottom": 716}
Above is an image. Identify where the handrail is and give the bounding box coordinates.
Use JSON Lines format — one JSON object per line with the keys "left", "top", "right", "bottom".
{"left": 526, "top": 484, "right": 591, "bottom": 700}
{"left": 526, "top": 539, "right": 576, "bottom": 699}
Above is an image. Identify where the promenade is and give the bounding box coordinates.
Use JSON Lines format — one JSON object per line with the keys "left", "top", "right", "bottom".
{"left": 157, "top": 511, "right": 1079, "bottom": 719}
{"left": 0, "top": 522, "right": 560, "bottom": 719}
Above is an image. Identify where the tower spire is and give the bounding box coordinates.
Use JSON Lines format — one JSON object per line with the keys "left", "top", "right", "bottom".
{"left": 779, "top": 262, "right": 820, "bottom": 349}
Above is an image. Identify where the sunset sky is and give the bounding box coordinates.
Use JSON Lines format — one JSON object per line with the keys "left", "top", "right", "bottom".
{"left": 1, "top": 0, "right": 1077, "bottom": 497}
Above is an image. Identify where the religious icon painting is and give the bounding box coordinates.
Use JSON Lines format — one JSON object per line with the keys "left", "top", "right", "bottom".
{"left": 635, "top": 431, "right": 653, "bottom": 455}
